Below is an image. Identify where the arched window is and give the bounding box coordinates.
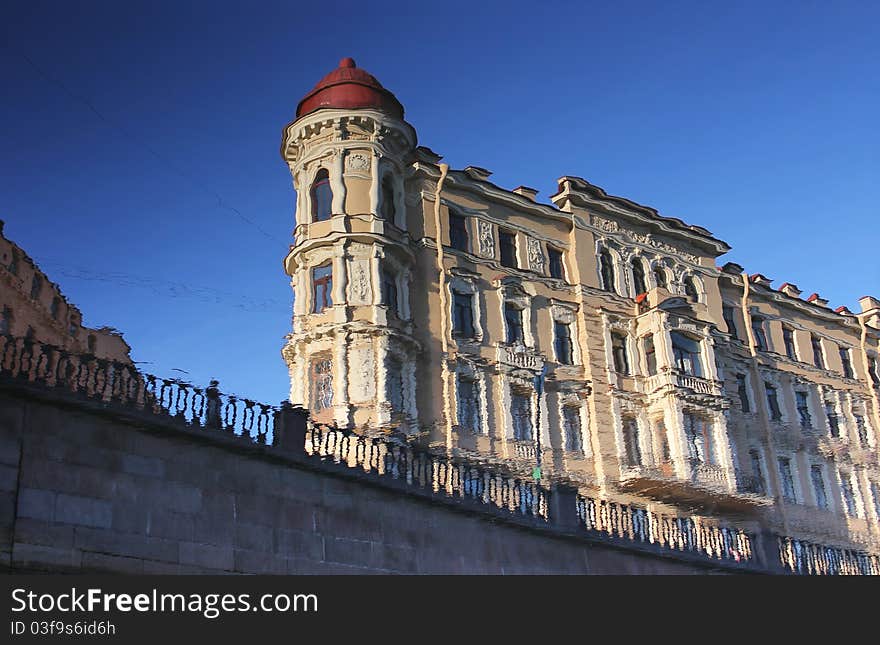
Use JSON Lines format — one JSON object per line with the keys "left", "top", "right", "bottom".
{"left": 653, "top": 266, "right": 668, "bottom": 290}
{"left": 381, "top": 174, "right": 396, "bottom": 221}
{"left": 630, "top": 258, "right": 647, "bottom": 296}
{"left": 671, "top": 332, "right": 703, "bottom": 377}
{"left": 599, "top": 249, "right": 616, "bottom": 293}
{"left": 310, "top": 169, "right": 333, "bottom": 222}
{"left": 684, "top": 276, "right": 699, "bottom": 301}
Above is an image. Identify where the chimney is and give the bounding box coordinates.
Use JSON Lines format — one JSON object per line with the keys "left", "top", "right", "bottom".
{"left": 512, "top": 186, "right": 539, "bottom": 202}
{"left": 749, "top": 273, "right": 773, "bottom": 288}
{"left": 779, "top": 282, "right": 802, "bottom": 298}
{"left": 835, "top": 306, "right": 854, "bottom": 316}
{"left": 806, "top": 293, "right": 829, "bottom": 308}
{"left": 859, "top": 296, "right": 880, "bottom": 313}
{"left": 464, "top": 166, "right": 492, "bottom": 182}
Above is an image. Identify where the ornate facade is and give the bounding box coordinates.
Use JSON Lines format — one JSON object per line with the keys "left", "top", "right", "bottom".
{"left": 280, "top": 58, "right": 880, "bottom": 553}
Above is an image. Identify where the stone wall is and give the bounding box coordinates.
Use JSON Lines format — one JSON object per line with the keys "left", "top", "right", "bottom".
{"left": 0, "top": 382, "right": 764, "bottom": 574}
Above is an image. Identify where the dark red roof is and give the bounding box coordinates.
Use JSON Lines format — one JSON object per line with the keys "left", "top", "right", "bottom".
{"left": 296, "top": 58, "right": 404, "bottom": 120}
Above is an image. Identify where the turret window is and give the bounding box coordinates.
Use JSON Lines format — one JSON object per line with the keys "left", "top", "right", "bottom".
{"left": 630, "top": 258, "right": 647, "bottom": 296}
{"left": 311, "top": 357, "right": 333, "bottom": 412}
{"left": 548, "top": 247, "right": 565, "bottom": 280}
{"left": 504, "top": 302, "right": 524, "bottom": 345}
{"left": 563, "top": 406, "right": 583, "bottom": 453}
{"left": 766, "top": 383, "right": 782, "bottom": 421}
{"left": 452, "top": 290, "right": 475, "bottom": 338}
{"left": 382, "top": 265, "right": 398, "bottom": 316}
{"left": 599, "top": 249, "right": 616, "bottom": 293}
{"left": 554, "top": 321, "right": 573, "bottom": 365}
{"left": 312, "top": 264, "right": 333, "bottom": 313}
{"left": 783, "top": 326, "right": 797, "bottom": 360}
{"left": 684, "top": 276, "right": 699, "bottom": 302}
{"left": 499, "top": 229, "right": 517, "bottom": 269}
{"left": 671, "top": 332, "right": 702, "bottom": 377}
{"left": 839, "top": 348, "right": 853, "bottom": 378}
{"left": 653, "top": 266, "right": 668, "bottom": 290}
{"left": 380, "top": 174, "right": 396, "bottom": 221}
{"left": 310, "top": 169, "right": 333, "bottom": 222}
{"left": 811, "top": 335, "right": 825, "bottom": 369}
{"left": 611, "top": 332, "right": 629, "bottom": 375}
{"left": 449, "top": 212, "right": 468, "bottom": 252}
{"left": 510, "top": 389, "right": 533, "bottom": 440}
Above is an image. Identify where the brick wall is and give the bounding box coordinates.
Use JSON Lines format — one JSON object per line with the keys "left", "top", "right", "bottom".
{"left": 0, "top": 384, "right": 754, "bottom": 574}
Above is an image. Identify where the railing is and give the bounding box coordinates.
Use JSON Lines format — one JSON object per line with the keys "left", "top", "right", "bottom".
{"left": 735, "top": 472, "right": 766, "bottom": 496}
{"left": 513, "top": 440, "right": 539, "bottom": 461}
{"left": 305, "top": 423, "right": 549, "bottom": 520}
{"left": 676, "top": 373, "right": 720, "bottom": 396}
{"left": 576, "top": 495, "right": 753, "bottom": 564}
{"left": 0, "top": 334, "right": 276, "bottom": 443}
{"left": 2, "top": 334, "right": 878, "bottom": 574}
{"left": 779, "top": 536, "right": 880, "bottom": 575}
{"left": 691, "top": 462, "right": 727, "bottom": 486}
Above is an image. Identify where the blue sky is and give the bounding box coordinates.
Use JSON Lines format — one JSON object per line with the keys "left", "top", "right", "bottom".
{"left": 1, "top": 1, "right": 878, "bottom": 406}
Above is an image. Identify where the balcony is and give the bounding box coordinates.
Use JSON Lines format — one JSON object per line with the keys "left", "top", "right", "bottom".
{"left": 643, "top": 369, "right": 722, "bottom": 398}
{"left": 619, "top": 458, "right": 770, "bottom": 513}
{"left": 496, "top": 343, "right": 544, "bottom": 372}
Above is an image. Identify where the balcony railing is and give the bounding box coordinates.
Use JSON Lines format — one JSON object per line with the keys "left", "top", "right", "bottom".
{"left": 779, "top": 536, "right": 880, "bottom": 575}
{"left": 495, "top": 343, "right": 543, "bottom": 371}
{"left": 644, "top": 370, "right": 722, "bottom": 397}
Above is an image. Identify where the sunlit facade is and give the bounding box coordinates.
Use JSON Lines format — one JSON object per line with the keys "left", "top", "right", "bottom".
{"left": 280, "top": 58, "right": 880, "bottom": 553}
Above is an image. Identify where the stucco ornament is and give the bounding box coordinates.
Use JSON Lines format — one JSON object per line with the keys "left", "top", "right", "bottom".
{"left": 350, "top": 261, "right": 371, "bottom": 304}
{"left": 346, "top": 152, "right": 371, "bottom": 173}
{"left": 527, "top": 238, "right": 544, "bottom": 273}
{"left": 478, "top": 220, "right": 494, "bottom": 258}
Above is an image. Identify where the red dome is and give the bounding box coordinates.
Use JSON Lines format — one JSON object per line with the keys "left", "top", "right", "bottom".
{"left": 295, "top": 58, "right": 404, "bottom": 120}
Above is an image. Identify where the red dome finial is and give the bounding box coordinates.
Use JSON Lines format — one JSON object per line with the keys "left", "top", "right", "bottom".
{"left": 295, "top": 58, "right": 404, "bottom": 120}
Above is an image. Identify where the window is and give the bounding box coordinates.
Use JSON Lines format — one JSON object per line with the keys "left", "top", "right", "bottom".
{"left": 68, "top": 321, "right": 77, "bottom": 337}
{"left": 643, "top": 335, "right": 657, "bottom": 376}
{"left": 310, "top": 168, "right": 333, "bottom": 222}
{"left": 684, "top": 276, "right": 699, "bottom": 302}
{"left": 653, "top": 266, "right": 668, "bottom": 290}
{"left": 611, "top": 332, "right": 629, "bottom": 375}
{"left": 622, "top": 418, "right": 642, "bottom": 467}
{"left": 50, "top": 297, "right": 60, "bottom": 320}
{"left": 387, "top": 358, "right": 404, "bottom": 413}
{"left": 777, "top": 457, "right": 797, "bottom": 503}
{"left": 7, "top": 251, "right": 18, "bottom": 275}
{"left": 0, "top": 307, "right": 11, "bottom": 335}
{"left": 811, "top": 465, "right": 828, "bottom": 509}
{"left": 504, "top": 302, "right": 524, "bottom": 344}
{"left": 825, "top": 400, "right": 840, "bottom": 437}
{"left": 554, "top": 321, "right": 573, "bottom": 365}
{"left": 30, "top": 275, "right": 42, "bottom": 300}
{"left": 599, "top": 250, "right": 616, "bottom": 293}
{"left": 452, "top": 291, "right": 475, "bottom": 338}
{"left": 380, "top": 174, "right": 396, "bottom": 221}
{"left": 871, "top": 482, "right": 880, "bottom": 520}
{"left": 311, "top": 264, "right": 333, "bottom": 313}
{"left": 311, "top": 358, "right": 333, "bottom": 411}
{"left": 563, "top": 406, "right": 583, "bottom": 453}
{"left": 683, "top": 413, "right": 715, "bottom": 465}
{"left": 839, "top": 348, "right": 853, "bottom": 379}
{"left": 751, "top": 317, "right": 768, "bottom": 351}
{"left": 737, "top": 374, "right": 751, "bottom": 412}
{"left": 449, "top": 212, "right": 469, "bottom": 252}
{"left": 630, "top": 259, "right": 646, "bottom": 296}
{"left": 854, "top": 414, "right": 868, "bottom": 446}
{"left": 795, "top": 391, "right": 812, "bottom": 429}
{"left": 510, "top": 390, "right": 533, "bottom": 440}
{"left": 548, "top": 247, "right": 565, "bottom": 280}
{"left": 722, "top": 305, "right": 737, "bottom": 337}
{"left": 382, "top": 265, "right": 398, "bottom": 315}
{"left": 671, "top": 332, "right": 703, "bottom": 377}
{"left": 840, "top": 474, "right": 857, "bottom": 516}
{"left": 869, "top": 355, "right": 880, "bottom": 387}
{"left": 456, "top": 375, "right": 481, "bottom": 433}
{"left": 499, "top": 229, "right": 517, "bottom": 268}
{"left": 811, "top": 335, "right": 824, "bottom": 369}
{"left": 749, "top": 450, "right": 766, "bottom": 495}
{"left": 766, "top": 383, "right": 782, "bottom": 421}
{"left": 87, "top": 334, "right": 96, "bottom": 353}
{"left": 783, "top": 326, "right": 797, "bottom": 360}
{"left": 655, "top": 419, "right": 670, "bottom": 461}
